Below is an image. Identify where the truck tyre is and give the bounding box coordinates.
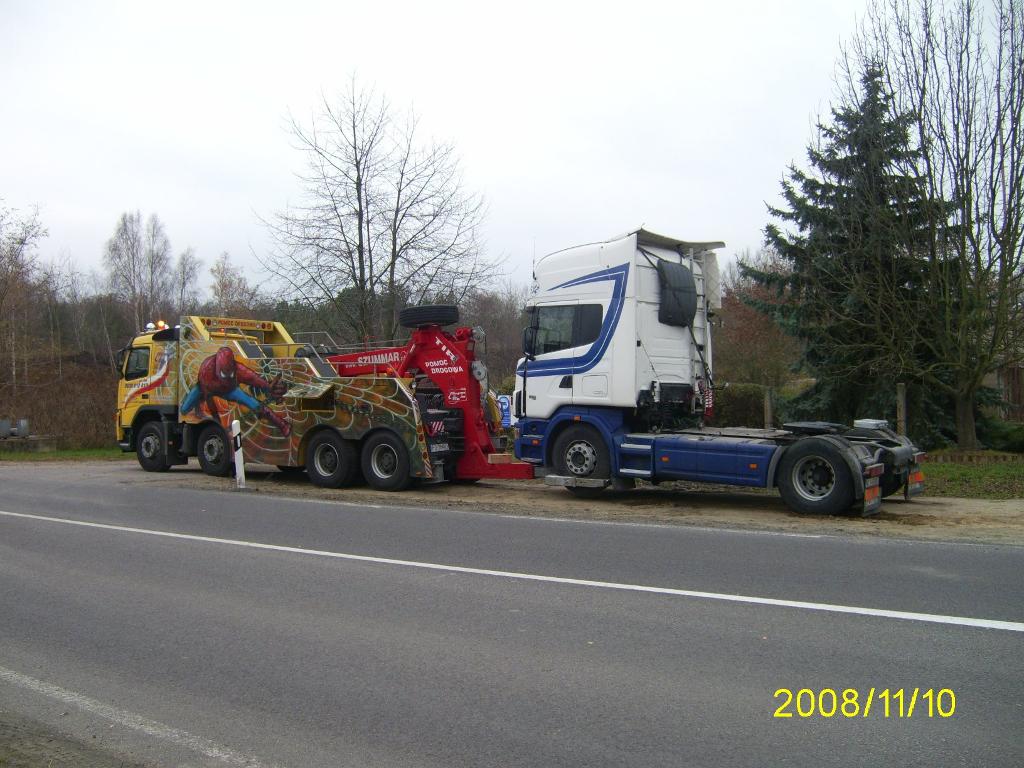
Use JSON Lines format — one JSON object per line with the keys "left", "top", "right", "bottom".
{"left": 553, "top": 424, "right": 611, "bottom": 498}
{"left": 361, "top": 431, "right": 412, "bottom": 491}
{"left": 197, "top": 423, "right": 233, "bottom": 477}
{"left": 136, "top": 422, "right": 171, "bottom": 472}
{"left": 398, "top": 304, "right": 459, "bottom": 329}
{"left": 777, "top": 439, "right": 855, "bottom": 515}
{"left": 307, "top": 431, "right": 358, "bottom": 488}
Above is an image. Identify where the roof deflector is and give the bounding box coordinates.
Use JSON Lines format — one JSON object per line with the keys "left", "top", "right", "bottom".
{"left": 633, "top": 228, "right": 725, "bottom": 254}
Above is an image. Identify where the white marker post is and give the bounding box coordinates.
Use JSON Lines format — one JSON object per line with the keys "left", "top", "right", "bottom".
{"left": 231, "top": 419, "right": 246, "bottom": 489}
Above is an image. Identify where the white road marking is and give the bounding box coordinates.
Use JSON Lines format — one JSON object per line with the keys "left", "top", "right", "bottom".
{"left": 2, "top": 508, "right": 1022, "bottom": 633}
{"left": 0, "top": 666, "right": 279, "bottom": 768}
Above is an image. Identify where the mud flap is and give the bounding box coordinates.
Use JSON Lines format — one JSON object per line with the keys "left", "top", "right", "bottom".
{"left": 904, "top": 463, "right": 925, "bottom": 500}
{"left": 158, "top": 421, "right": 188, "bottom": 466}
{"left": 860, "top": 462, "right": 884, "bottom": 516}
{"left": 861, "top": 478, "right": 882, "bottom": 515}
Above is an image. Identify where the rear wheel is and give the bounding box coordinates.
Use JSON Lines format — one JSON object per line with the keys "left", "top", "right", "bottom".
{"left": 197, "top": 424, "right": 233, "bottom": 477}
{"left": 777, "top": 440, "right": 854, "bottom": 515}
{"left": 361, "top": 431, "right": 412, "bottom": 491}
{"left": 136, "top": 422, "right": 171, "bottom": 472}
{"left": 306, "top": 431, "right": 358, "bottom": 488}
{"left": 552, "top": 424, "right": 610, "bottom": 498}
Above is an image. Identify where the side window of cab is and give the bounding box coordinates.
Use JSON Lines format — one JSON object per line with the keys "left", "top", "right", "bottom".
{"left": 533, "top": 304, "right": 604, "bottom": 355}
{"left": 124, "top": 347, "right": 151, "bottom": 380}
{"left": 535, "top": 306, "right": 577, "bottom": 355}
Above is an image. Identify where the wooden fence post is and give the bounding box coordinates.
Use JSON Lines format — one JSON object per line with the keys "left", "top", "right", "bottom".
{"left": 896, "top": 382, "right": 907, "bottom": 436}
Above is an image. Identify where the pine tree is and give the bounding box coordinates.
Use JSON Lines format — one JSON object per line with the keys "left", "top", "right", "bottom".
{"left": 743, "top": 65, "right": 951, "bottom": 439}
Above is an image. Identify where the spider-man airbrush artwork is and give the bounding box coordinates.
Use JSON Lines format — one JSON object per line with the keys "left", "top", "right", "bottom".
{"left": 181, "top": 347, "right": 291, "bottom": 436}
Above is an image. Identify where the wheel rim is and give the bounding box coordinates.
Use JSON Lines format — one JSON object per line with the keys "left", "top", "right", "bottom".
{"left": 203, "top": 434, "right": 225, "bottom": 464}
{"left": 792, "top": 455, "right": 836, "bottom": 501}
{"left": 564, "top": 439, "right": 598, "bottom": 477}
{"left": 370, "top": 444, "right": 399, "bottom": 478}
{"left": 140, "top": 433, "right": 159, "bottom": 459}
{"left": 313, "top": 443, "right": 339, "bottom": 477}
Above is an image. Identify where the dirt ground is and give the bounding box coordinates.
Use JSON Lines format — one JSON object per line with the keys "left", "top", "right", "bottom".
{"left": 0, "top": 709, "right": 144, "bottom": 768}
{"left": 45, "top": 458, "right": 1024, "bottom": 546}
{"left": 2, "top": 460, "right": 1023, "bottom": 766}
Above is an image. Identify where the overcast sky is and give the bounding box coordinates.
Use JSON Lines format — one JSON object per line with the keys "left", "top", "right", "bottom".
{"left": 2, "top": 0, "right": 868, "bottom": 290}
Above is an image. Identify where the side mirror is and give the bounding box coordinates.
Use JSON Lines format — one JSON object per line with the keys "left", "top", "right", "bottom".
{"left": 114, "top": 347, "right": 128, "bottom": 379}
{"left": 521, "top": 327, "right": 537, "bottom": 360}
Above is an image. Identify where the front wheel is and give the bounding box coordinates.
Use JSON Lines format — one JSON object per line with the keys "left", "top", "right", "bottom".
{"left": 136, "top": 422, "right": 171, "bottom": 472}
{"left": 197, "top": 424, "right": 233, "bottom": 477}
{"left": 552, "top": 424, "right": 610, "bottom": 498}
{"left": 777, "top": 440, "right": 854, "bottom": 515}
{"left": 361, "top": 431, "right": 412, "bottom": 492}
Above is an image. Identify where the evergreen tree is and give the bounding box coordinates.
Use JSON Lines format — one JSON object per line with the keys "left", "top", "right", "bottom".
{"left": 744, "top": 66, "right": 951, "bottom": 441}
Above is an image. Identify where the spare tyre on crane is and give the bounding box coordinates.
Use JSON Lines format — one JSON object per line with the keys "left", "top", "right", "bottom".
{"left": 398, "top": 304, "right": 460, "bottom": 329}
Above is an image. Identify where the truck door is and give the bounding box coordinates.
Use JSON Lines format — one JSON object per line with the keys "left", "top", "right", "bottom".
{"left": 117, "top": 343, "right": 153, "bottom": 433}
{"left": 523, "top": 302, "right": 578, "bottom": 418}
{"left": 569, "top": 302, "right": 609, "bottom": 406}
{"left": 523, "top": 301, "right": 608, "bottom": 417}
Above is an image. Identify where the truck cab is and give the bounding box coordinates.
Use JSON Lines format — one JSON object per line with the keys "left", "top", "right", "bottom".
{"left": 514, "top": 229, "right": 720, "bottom": 427}
{"left": 513, "top": 229, "right": 924, "bottom": 516}
{"left": 115, "top": 324, "right": 179, "bottom": 451}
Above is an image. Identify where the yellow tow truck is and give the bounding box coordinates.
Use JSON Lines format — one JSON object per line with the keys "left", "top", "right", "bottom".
{"left": 114, "top": 315, "right": 439, "bottom": 490}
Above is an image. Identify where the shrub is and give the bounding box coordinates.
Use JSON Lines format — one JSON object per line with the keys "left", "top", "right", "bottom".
{"left": 977, "top": 417, "right": 1024, "bottom": 453}
{"left": 712, "top": 383, "right": 767, "bottom": 428}
{"left": 0, "top": 359, "right": 118, "bottom": 449}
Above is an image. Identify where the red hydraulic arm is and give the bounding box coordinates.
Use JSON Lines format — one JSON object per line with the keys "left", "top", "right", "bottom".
{"left": 327, "top": 325, "right": 533, "bottom": 481}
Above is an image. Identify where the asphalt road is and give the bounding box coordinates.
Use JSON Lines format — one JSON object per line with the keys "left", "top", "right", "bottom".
{"left": 0, "top": 463, "right": 1022, "bottom": 767}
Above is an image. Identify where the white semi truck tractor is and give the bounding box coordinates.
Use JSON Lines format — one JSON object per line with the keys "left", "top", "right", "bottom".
{"left": 512, "top": 229, "right": 925, "bottom": 515}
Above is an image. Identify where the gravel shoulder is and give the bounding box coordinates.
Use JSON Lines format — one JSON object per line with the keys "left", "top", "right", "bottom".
{"left": 23, "top": 458, "right": 1024, "bottom": 547}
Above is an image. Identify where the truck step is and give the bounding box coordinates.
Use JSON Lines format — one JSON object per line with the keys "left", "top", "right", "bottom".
{"left": 617, "top": 468, "right": 652, "bottom": 477}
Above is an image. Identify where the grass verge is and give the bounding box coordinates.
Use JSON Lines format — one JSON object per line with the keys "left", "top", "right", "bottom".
{"left": 923, "top": 460, "right": 1024, "bottom": 500}
{"left": 0, "top": 448, "right": 128, "bottom": 462}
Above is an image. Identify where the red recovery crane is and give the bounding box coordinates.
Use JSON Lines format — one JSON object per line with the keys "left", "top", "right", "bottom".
{"left": 326, "top": 305, "right": 534, "bottom": 482}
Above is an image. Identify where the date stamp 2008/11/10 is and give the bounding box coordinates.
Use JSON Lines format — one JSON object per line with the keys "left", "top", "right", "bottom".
{"left": 773, "top": 688, "right": 956, "bottom": 719}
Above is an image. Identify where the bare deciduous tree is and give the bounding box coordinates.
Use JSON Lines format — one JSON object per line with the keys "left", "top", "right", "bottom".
{"left": 460, "top": 281, "right": 533, "bottom": 390}
{"left": 0, "top": 203, "right": 44, "bottom": 318}
{"left": 209, "top": 252, "right": 262, "bottom": 317}
{"left": 844, "top": 0, "right": 1024, "bottom": 447}
{"left": 0, "top": 203, "right": 46, "bottom": 390}
{"left": 104, "top": 211, "right": 176, "bottom": 329}
{"left": 173, "top": 246, "right": 203, "bottom": 318}
{"left": 261, "top": 78, "right": 495, "bottom": 344}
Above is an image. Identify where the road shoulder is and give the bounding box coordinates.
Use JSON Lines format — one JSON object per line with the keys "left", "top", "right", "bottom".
{"left": 4, "top": 459, "right": 1021, "bottom": 546}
